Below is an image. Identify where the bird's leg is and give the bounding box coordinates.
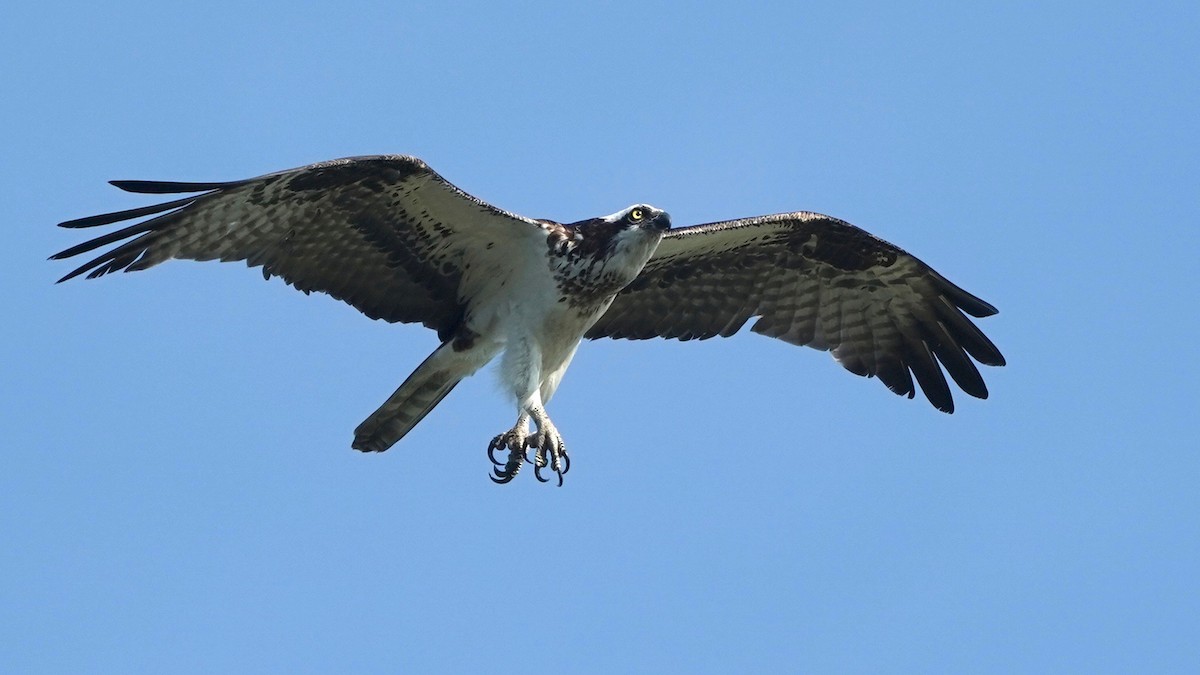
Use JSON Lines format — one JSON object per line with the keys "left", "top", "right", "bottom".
{"left": 488, "top": 413, "right": 530, "bottom": 484}
{"left": 526, "top": 405, "right": 569, "bottom": 486}
{"left": 490, "top": 341, "right": 568, "bottom": 485}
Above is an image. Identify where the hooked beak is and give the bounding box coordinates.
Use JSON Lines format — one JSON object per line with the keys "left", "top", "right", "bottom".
{"left": 650, "top": 209, "right": 672, "bottom": 232}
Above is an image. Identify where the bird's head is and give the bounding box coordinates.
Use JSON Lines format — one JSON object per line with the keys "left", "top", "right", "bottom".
{"left": 571, "top": 204, "right": 670, "bottom": 260}
{"left": 602, "top": 204, "right": 672, "bottom": 233}
{"left": 552, "top": 204, "right": 670, "bottom": 277}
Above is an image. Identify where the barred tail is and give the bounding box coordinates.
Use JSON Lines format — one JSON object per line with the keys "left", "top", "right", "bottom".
{"left": 351, "top": 342, "right": 470, "bottom": 452}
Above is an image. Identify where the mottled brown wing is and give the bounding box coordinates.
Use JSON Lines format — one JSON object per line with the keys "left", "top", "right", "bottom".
{"left": 586, "top": 212, "right": 1006, "bottom": 412}
{"left": 51, "top": 155, "right": 547, "bottom": 337}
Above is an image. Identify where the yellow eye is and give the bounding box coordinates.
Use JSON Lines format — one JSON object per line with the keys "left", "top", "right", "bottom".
{"left": 630, "top": 208, "right": 645, "bottom": 221}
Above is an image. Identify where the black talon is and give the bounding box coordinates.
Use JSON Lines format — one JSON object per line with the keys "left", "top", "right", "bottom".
{"left": 560, "top": 452, "right": 571, "bottom": 475}
{"left": 494, "top": 459, "right": 522, "bottom": 483}
{"left": 548, "top": 457, "right": 564, "bottom": 487}
{"left": 487, "top": 436, "right": 527, "bottom": 484}
{"left": 536, "top": 443, "right": 566, "bottom": 487}
{"left": 487, "top": 441, "right": 506, "bottom": 467}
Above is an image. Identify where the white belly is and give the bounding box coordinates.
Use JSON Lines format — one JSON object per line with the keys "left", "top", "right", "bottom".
{"left": 463, "top": 257, "right": 608, "bottom": 404}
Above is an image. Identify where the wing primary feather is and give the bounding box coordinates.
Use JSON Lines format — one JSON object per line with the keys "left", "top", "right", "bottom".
{"left": 926, "top": 318, "right": 989, "bottom": 399}
{"left": 57, "top": 195, "right": 200, "bottom": 229}
{"left": 56, "top": 232, "right": 156, "bottom": 282}
{"left": 109, "top": 179, "right": 245, "bottom": 194}
{"left": 49, "top": 208, "right": 188, "bottom": 263}
{"left": 875, "top": 359, "right": 916, "bottom": 399}
{"left": 934, "top": 296, "right": 1006, "bottom": 366}
{"left": 930, "top": 269, "right": 998, "bottom": 318}
{"left": 899, "top": 324, "right": 954, "bottom": 413}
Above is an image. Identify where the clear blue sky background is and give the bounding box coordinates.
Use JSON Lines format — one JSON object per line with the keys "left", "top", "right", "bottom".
{"left": 3, "top": 2, "right": 1197, "bottom": 672}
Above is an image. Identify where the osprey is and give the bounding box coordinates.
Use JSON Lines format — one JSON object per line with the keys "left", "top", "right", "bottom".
{"left": 52, "top": 155, "right": 1005, "bottom": 485}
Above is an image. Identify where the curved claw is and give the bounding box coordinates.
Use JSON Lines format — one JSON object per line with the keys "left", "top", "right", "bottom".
{"left": 533, "top": 461, "right": 565, "bottom": 487}
{"left": 487, "top": 441, "right": 506, "bottom": 468}
{"left": 532, "top": 445, "right": 567, "bottom": 487}
{"left": 531, "top": 445, "right": 547, "bottom": 480}
{"left": 490, "top": 452, "right": 524, "bottom": 484}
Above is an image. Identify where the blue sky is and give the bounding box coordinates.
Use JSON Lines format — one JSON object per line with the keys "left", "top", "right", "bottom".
{"left": 3, "top": 1, "right": 1198, "bottom": 672}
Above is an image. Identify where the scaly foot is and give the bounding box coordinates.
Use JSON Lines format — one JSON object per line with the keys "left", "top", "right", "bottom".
{"left": 487, "top": 427, "right": 529, "bottom": 484}
{"left": 486, "top": 419, "right": 570, "bottom": 486}
{"left": 527, "top": 425, "right": 570, "bottom": 486}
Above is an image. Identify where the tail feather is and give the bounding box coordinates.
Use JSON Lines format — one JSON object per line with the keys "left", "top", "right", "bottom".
{"left": 352, "top": 344, "right": 467, "bottom": 453}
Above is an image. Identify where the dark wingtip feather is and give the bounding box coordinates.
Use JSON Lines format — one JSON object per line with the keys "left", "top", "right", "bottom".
{"left": 876, "top": 362, "right": 915, "bottom": 400}
{"left": 110, "top": 179, "right": 233, "bottom": 194}
{"left": 55, "top": 259, "right": 101, "bottom": 283}
{"left": 51, "top": 217, "right": 168, "bottom": 261}
{"left": 955, "top": 297, "right": 998, "bottom": 318}
{"left": 962, "top": 297, "right": 998, "bottom": 318}
{"left": 901, "top": 330, "right": 955, "bottom": 413}
{"left": 933, "top": 270, "right": 999, "bottom": 318}
{"left": 58, "top": 195, "right": 199, "bottom": 229}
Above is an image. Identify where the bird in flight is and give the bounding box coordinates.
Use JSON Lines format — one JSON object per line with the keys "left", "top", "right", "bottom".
{"left": 52, "top": 155, "right": 1005, "bottom": 485}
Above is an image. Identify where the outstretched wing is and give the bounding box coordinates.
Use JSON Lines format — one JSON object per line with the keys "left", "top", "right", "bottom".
{"left": 51, "top": 155, "right": 547, "bottom": 337}
{"left": 587, "top": 212, "right": 1006, "bottom": 412}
